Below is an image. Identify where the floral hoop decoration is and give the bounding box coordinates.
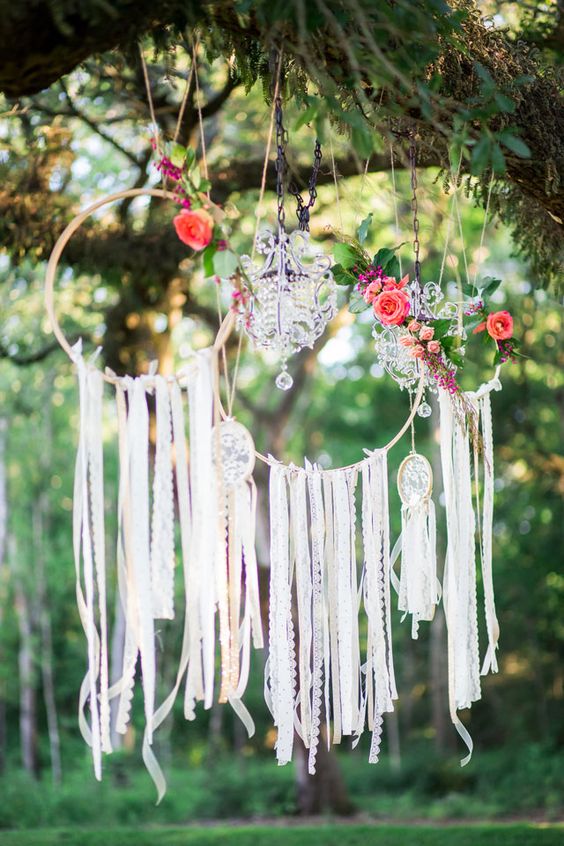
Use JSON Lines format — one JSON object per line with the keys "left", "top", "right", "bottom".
{"left": 331, "top": 213, "right": 521, "bottom": 401}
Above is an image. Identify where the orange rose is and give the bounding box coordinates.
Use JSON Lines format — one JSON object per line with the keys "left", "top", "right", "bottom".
{"left": 373, "top": 289, "right": 410, "bottom": 326}
{"left": 173, "top": 208, "right": 214, "bottom": 250}
{"left": 486, "top": 310, "right": 513, "bottom": 341}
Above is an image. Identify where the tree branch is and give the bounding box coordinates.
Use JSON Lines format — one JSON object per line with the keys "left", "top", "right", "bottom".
{"left": 0, "top": 337, "right": 81, "bottom": 365}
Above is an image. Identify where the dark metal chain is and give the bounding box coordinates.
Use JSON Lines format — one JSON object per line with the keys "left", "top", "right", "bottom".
{"left": 408, "top": 137, "right": 421, "bottom": 288}
{"left": 275, "top": 96, "right": 287, "bottom": 230}
{"left": 288, "top": 139, "right": 322, "bottom": 231}
{"left": 274, "top": 96, "right": 322, "bottom": 233}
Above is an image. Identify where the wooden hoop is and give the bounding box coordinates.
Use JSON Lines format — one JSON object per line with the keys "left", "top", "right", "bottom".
{"left": 44, "top": 186, "right": 425, "bottom": 461}
{"left": 44, "top": 187, "right": 235, "bottom": 385}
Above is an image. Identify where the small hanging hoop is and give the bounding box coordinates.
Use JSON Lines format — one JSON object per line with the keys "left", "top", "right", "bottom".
{"left": 44, "top": 187, "right": 235, "bottom": 384}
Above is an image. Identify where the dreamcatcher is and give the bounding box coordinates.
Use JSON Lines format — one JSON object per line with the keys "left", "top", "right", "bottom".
{"left": 44, "top": 44, "right": 509, "bottom": 799}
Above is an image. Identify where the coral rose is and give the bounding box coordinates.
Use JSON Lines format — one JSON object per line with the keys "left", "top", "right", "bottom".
{"left": 173, "top": 208, "right": 214, "bottom": 250}
{"left": 373, "top": 289, "right": 410, "bottom": 326}
{"left": 473, "top": 321, "right": 487, "bottom": 334}
{"left": 420, "top": 326, "right": 434, "bottom": 341}
{"left": 427, "top": 340, "right": 441, "bottom": 353}
{"left": 486, "top": 310, "right": 513, "bottom": 341}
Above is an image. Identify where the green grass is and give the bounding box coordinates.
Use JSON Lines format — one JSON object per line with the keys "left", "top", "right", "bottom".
{"left": 0, "top": 824, "right": 563, "bottom": 846}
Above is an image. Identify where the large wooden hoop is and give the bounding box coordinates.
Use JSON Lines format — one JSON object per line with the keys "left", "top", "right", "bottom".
{"left": 44, "top": 187, "right": 235, "bottom": 384}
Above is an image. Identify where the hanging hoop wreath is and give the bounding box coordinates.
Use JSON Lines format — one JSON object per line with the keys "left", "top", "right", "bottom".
{"left": 44, "top": 50, "right": 506, "bottom": 800}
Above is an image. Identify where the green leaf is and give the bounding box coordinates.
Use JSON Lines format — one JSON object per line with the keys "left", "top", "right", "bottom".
{"left": 333, "top": 242, "right": 360, "bottom": 269}
{"left": 191, "top": 166, "right": 201, "bottom": 189}
{"left": 349, "top": 290, "right": 371, "bottom": 314}
{"left": 373, "top": 247, "right": 396, "bottom": 269}
{"left": 199, "top": 178, "right": 212, "bottom": 193}
{"left": 499, "top": 132, "right": 531, "bottom": 159}
{"left": 170, "top": 143, "right": 188, "bottom": 167}
{"left": 332, "top": 263, "right": 357, "bottom": 286}
{"left": 491, "top": 142, "right": 506, "bottom": 174}
{"left": 212, "top": 249, "right": 239, "bottom": 279}
{"left": 446, "top": 349, "right": 465, "bottom": 368}
{"left": 357, "top": 214, "right": 373, "bottom": 246}
{"left": 430, "top": 319, "right": 453, "bottom": 339}
{"left": 494, "top": 92, "right": 516, "bottom": 114}
{"left": 202, "top": 245, "right": 216, "bottom": 278}
{"left": 471, "top": 134, "right": 491, "bottom": 175}
{"left": 493, "top": 347, "right": 503, "bottom": 365}
{"left": 465, "top": 313, "right": 486, "bottom": 331}
{"left": 294, "top": 105, "right": 318, "bottom": 131}
{"left": 384, "top": 255, "right": 401, "bottom": 279}
{"left": 351, "top": 126, "right": 374, "bottom": 159}
{"left": 185, "top": 147, "right": 196, "bottom": 170}
{"left": 481, "top": 276, "right": 502, "bottom": 296}
{"left": 462, "top": 282, "right": 477, "bottom": 297}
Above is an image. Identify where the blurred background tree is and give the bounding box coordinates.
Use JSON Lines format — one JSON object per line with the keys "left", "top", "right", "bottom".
{"left": 0, "top": 0, "right": 562, "bottom": 831}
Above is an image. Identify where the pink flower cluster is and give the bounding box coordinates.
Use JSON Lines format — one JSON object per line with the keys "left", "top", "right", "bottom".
{"left": 399, "top": 321, "right": 441, "bottom": 358}
{"left": 154, "top": 152, "right": 192, "bottom": 209}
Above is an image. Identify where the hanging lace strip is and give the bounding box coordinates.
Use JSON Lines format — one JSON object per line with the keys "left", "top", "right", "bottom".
{"left": 267, "top": 462, "right": 296, "bottom": 766}
{"left": 71, "top": 342, "right": 110, "bottom": 778}
{"left": 361, "top": 451, "right": 396, "bottom": 763}
{"left": 439, "top": 390, "right": 481, "bottom": 766}
{"left": 266, "top": 457, "right": 395, "bottom": 770}
{"left": 477, "top": 391, "right": 500, "bottom": 675}
{"left": 395, "top": 452, "right": 439, "bottom": 639}
{"left": 150, "top": 376, "right": 175, "bottom": 619}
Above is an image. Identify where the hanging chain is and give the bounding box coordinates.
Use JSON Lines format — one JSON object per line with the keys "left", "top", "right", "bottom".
{"left": 288, "top": 139, "right": 322, "bottom": 231}
{"left": 274, "top": 96, "right": 322, "bottom": 233}
{"left": 408, "top": 135, "right": 423, "bottom": 317}
{"left": 274, "top": 96, "right": 287, "bottom": 232}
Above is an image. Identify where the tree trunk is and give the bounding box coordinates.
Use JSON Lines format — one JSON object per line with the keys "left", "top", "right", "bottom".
{"left": 294, "top": 733, "right": 355, "bottom": 816}
{"left": 0, "top": 418, "right": 8, "bottom": 774}
{"left": 10, "top": 534, "right": 39, "bottom": 776}
{"left": 33, "top": 500, "right": 62, "bottom": 783}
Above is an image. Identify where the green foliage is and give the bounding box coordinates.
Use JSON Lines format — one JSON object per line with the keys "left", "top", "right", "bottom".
{"left": 1, "top": 823, "right": 564, "bottom": 846}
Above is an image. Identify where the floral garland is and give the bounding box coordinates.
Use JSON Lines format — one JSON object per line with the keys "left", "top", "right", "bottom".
{"left": 331, "top": 215, "right": 521, "bottom": 395}
{"left": 152, "top": 139, "right": 243, "bottom": 283}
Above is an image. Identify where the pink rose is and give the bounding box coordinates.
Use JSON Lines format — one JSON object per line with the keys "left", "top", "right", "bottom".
{"left": 407, "top": 320, "right": 421, "bottom": 332}
{"left": 486, "top": 311, "right": 513, "bottom": 341}
{"left": 473, "top": 321, "right": 487, "bottom": 334}
{"left": 173, "top": 208, "right": 214, "bottom": 250}
{"left": 420, "top": 326, "right": 434, "bottom": 341}
{"left": 399, "top": 335, "right": 416, "bottom": 347}
{"left": 409, "top": 344, "right": 425, "bottom": 358}
{"left": 363, "top": 280, "right": 383, "bottom": 303}
{"left": 382, "top": 273, "right": 409, "bottom": 291}
{"left": 373, "top": 289, "right": 410, "bottom": 326}
{"left": 427, "top": 340, "right": 441, "bottom": 353}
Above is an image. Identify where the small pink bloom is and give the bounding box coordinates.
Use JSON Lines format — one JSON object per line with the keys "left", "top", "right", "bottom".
{"left": 486, "top": 310, "right": 513, "bottom": 341}
{"left": 409, "top": 344, "right": 425, "bottom": 358}
{"left": 363, "top": 280, "right": 383, "bottom": 303}
{"left": 407, "top": 320, "right": 421, "bottom": 332}
{"left": 427, "top": 340, "right": 441, "bottom": 353}
{"left": 398, "top": 273, "right": 410, "bottom": 289}
{"left": 173, "top": 208, "right": 214, "bottom": 250}
{"left": 373, "top": 289, "right": 411, "bottom": 326}
{"left": 420, "top": 326, "right": 434, "bottom": 341}
{"left": 473, "top": 321, "right": 487, "bottom": 334}
{"left": 399, "top": 335, "right": 416, "bottom": 347}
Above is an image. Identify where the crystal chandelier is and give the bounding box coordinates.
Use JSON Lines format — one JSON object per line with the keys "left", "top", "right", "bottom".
{"left": 235, "top": 97, "right": 337, "bottom": 390}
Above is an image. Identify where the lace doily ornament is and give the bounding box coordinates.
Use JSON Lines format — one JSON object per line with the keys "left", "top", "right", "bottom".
{"left": 397, "top": 452, "right": 433, "bottom": 506}
{"left": 213, "top": 419, "right": 256, "bottom": 488}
